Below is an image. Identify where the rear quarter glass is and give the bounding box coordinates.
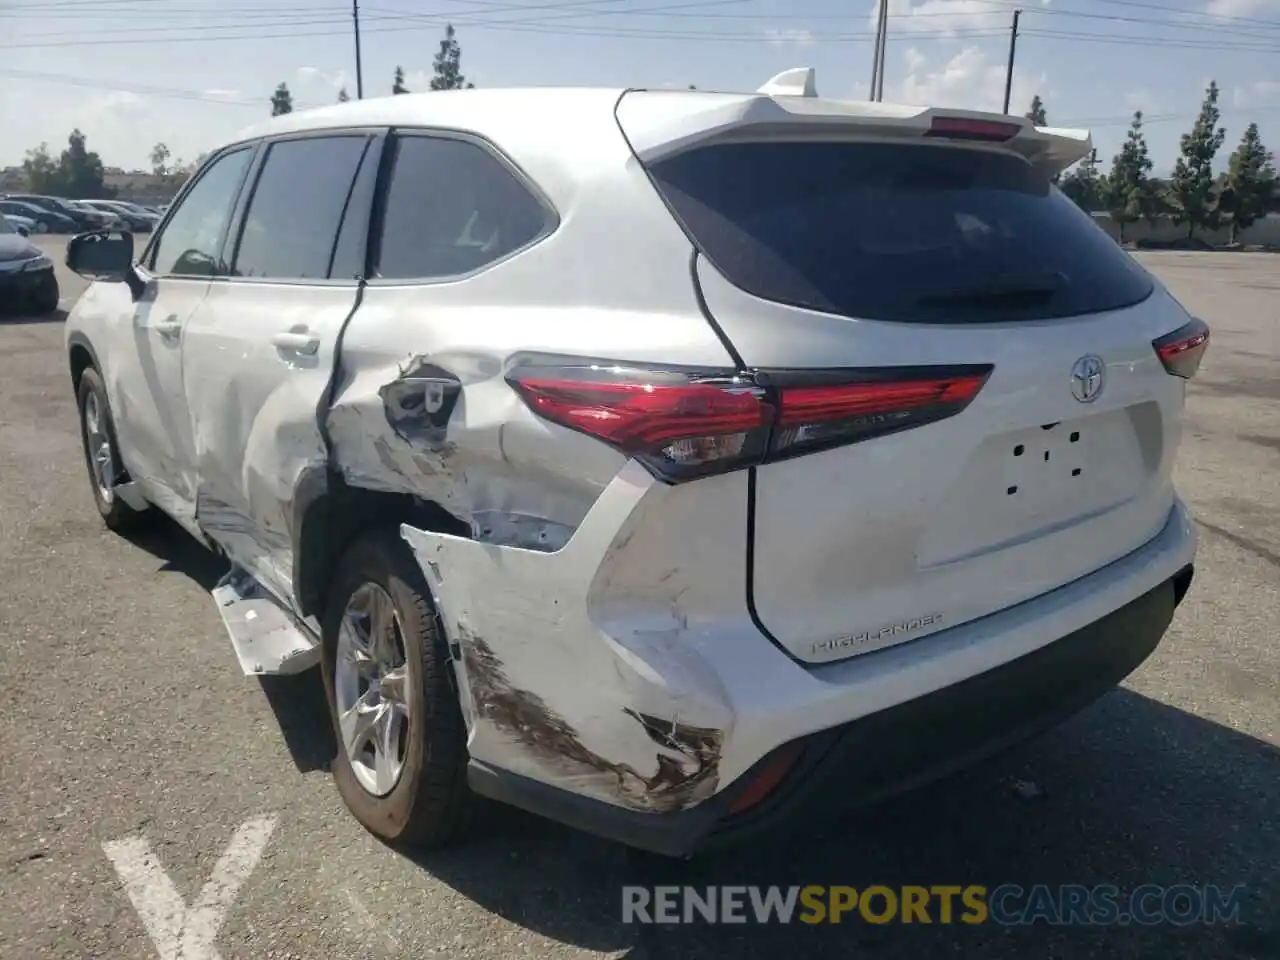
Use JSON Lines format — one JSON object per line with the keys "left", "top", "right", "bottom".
{"left": 646, "top": 140, "right": 1155, "bottom": 324}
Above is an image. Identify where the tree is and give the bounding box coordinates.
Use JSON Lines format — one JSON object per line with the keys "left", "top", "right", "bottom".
{"left": 1026, "top": 95, "right": 1047, "bottom": 126}
{"left": 1106, "top": 111, "right": 1154, "bottom": 243}
{"left": 1059, "top": 150, "right": 1104, "bottom": 212}
{"left": 271, "top": 82, "right": 293, "bottom": 116}
{"left": 393, "top": 67, "right": 409, "bottom": 95}
{"left": 56, "top": 129, "right": 109, "bottom": 198}
{"left": 21, "top": 143, "right": 59, "bottom": 194}
{"left": 1222, "top": 123, "right": 1276, "bottom": 243}
{"left": 337, "top": 87, "right": 350, "bottom": 103}
{"left": 1023, "top": 95, "right": 1060, "bottom": 183}
{"left": 150, "top": 142, "right": 170, "bottom": 177}
{"left": 1171, "top": 80, "right": 1226, "bottom": 239}
{"left": 430, "top": 24, "right": 475, "bottom": 90}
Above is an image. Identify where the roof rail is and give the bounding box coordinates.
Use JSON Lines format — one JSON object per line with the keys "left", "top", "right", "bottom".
{"left": 757, "top": 67, "right": 817, "bottom": 98}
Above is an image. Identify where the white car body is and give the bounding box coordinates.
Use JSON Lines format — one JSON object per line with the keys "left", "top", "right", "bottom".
{"left": 63, "top": 71, "right": 1204, "bottom": 854}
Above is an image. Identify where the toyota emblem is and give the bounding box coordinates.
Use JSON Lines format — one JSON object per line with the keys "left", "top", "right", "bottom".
{"left": 1070, "top": 355, "right": 1105, "bottom": 403}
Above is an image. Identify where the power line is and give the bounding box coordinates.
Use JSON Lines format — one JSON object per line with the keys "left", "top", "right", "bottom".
{"left": 7, "top": 4, "right": 1280, "bottom": 50}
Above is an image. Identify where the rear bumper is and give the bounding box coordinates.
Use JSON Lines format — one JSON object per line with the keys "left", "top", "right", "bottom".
{"left": 469, "top": 560, "right": 1193, "bottom": 857}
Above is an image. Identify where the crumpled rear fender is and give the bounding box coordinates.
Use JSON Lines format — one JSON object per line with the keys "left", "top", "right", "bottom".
{"left": 401, "top": 461, "right": 738, "bottom": 814}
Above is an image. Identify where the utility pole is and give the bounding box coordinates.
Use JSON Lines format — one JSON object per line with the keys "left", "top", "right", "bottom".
{"left": 869, "top": 3, "right": 883, "bottom": 101}
{"left": 1002, "top": 9, "right": 1021, "bottom": 114}
{"left": 352, "top": 0, "right": 364, "bottom": 100}
{"left": 870, "top": 0, "right": 890, "bottom": 102}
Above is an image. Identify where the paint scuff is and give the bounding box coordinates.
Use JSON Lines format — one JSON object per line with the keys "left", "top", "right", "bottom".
{"left": 459, "top": 624, "right": 723, "bottom": 812}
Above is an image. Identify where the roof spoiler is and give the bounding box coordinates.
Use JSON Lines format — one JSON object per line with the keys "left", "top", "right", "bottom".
{"left": 619, "top": 68, "right": 1092, "bottom": 177}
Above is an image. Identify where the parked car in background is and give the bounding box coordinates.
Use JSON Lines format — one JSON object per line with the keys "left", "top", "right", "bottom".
{"left": 61, "top": 74, "right": 1206, "bottom": 857}
{"left": 0, "top": 200, "right": 78, "bottom": 234}
{"left": 78, "top": 199, "right": 160, "bottom": 233}
{"left": 2, "top": 213, "right": 37, "bottom": 236}
{"left": 68, "top": 200, "right": 127, "bottom": 231}
{"left": 3, "top": 194, "right": 112, "bottom": 232}
{"left": 0, "top": 213, "right": 58, "bottom": 314}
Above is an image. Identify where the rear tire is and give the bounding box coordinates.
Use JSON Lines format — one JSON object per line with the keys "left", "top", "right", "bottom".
{"left": 76, "top": 367, "right": 147, "bottom": 532}
{"left": 321, "top": 529, "right": 473, "bottom": 848}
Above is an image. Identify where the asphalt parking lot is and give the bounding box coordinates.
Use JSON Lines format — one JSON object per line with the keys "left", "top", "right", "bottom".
{"left": 0, "top": 239, "right": 1276, "bottom": 959}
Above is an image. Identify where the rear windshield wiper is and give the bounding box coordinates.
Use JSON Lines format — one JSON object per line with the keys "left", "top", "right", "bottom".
{"left": 918, "top": 271, "right": 1067, "bottom": 306}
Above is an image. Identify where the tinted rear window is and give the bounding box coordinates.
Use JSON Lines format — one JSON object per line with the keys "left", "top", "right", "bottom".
{"left": 647, "top": 141, "right": 1153, "bottom": 323}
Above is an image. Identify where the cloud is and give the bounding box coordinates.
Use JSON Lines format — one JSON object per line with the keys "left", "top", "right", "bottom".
{"left": 1125, "top": 89, "right": 1159, "bottom": 114}
{"left": 764, "top": 26, "right": 817, "bottom": 47}
{"left": 1232, "top": 79, "right": 1280, "bottom": 108}
{"left": 100, "top": 91, "right": 144, "bottom": 110}
{"left": 867, "top": 0, "right": 1030, "bottom": 36}
{"left": 1205, "top": 0, "right": 1277, "bottom": 16}
{"left": 295, "top": 66, "right": 349, "bottom": 92}
{"left": 202, "top": 89, "right": 244, "bottom": 102}
{"left": 890, "top": 45, "right": 1048, "bottom": 115}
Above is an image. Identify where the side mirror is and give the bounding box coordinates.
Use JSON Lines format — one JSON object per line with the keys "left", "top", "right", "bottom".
{"left": 66, "top": 230, "right": 135, "bottom": 282}
{"left": 16, "top": 225, "right": 29, "bottom": 237}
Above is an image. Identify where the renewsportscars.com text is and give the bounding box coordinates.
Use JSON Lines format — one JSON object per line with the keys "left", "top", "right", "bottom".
{"left": 621, "top": 884, "right": 1247, "bottom": 926}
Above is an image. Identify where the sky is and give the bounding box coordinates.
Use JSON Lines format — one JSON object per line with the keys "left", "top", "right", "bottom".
{"left": 1, "top": 0, "right": 1278, "bottom": 177}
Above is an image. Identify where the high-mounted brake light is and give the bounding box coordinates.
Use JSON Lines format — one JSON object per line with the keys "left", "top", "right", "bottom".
{"left": 1153, "top": 317, "right": 1210, "bottom": 379}
{"left": 508, "top": 362, "right": 993, "bottom": 483}
{"left": 925, "top": 116, "right": 1021, "bottom": 142}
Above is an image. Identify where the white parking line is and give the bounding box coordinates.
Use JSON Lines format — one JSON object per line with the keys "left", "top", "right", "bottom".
{"left": 103, "top": 814, "right": 278, "bottom": 960}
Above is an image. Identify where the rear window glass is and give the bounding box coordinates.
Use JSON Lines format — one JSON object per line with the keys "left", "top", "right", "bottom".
{"left": 647, "top": 141, "right": 1154, "bottom": 323}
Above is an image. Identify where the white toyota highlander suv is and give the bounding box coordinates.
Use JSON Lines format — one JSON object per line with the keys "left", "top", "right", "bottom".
{"left": 63, "top": 70, "right": 1206, "bottom": 857}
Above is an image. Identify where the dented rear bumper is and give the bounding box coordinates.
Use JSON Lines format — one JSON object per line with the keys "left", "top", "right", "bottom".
{"left": 471, "top": 564, "right": 1191, "bottom": 856}
{"left": 401, "top": 478, "right": 1196, "bottom": 856}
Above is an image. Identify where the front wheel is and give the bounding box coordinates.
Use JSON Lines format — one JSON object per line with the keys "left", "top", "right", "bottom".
{"left": 321, "top": 529, "right": 473, "bottom": 848}
{"left": 76, "top": 367, "right": 146, "bottom": 531}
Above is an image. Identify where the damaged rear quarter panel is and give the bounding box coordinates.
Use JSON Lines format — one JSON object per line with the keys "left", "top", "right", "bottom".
{"left": 401, "top": 462, "right": 741, "bottom": 813}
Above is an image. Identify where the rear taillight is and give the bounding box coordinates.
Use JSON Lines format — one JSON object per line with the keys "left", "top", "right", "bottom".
{"left": 766, "top": 367, "right": 991, "bottom": 461}
{"left": 1153, "top": 317, "right": 1210, "bottom": 379}
{"left": 507, "top": 361, "right": 993, "bottom": 482}
{"left": 925, "top": 116, "right": 1021, "bottom": 142}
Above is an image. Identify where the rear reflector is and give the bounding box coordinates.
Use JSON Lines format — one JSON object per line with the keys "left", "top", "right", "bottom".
{"left": 1153, "top": 317, "right": 1210, "bottom": 379}
{"left": 925, "top": 116, "right": 1021, "bottom": 142}
{"left": 728, "top": 742, "right": 804, "bottom": 815}
{"left": 508, "top": 361, "right": 992, "bottom": 482}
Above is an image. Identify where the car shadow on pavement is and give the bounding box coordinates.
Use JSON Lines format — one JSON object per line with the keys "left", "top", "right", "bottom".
{"left": 0, "top": 307, "right": 67, "bottom": 325}
{"left": 258, "top": 671, "right": 337, "bottom": 774}
{"left": 120, "top": 512, "right": 340, "bottom": 773}
{"left": 121, "top": 511, "right": 227, "bottom": 591}
{"left": 407, "top": 689, "right": 1279, "bottom": 960}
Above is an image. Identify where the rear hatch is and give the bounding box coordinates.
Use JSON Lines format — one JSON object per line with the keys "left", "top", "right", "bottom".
{"left": 617, "top": 89, "right": 1201, "bottom": 664}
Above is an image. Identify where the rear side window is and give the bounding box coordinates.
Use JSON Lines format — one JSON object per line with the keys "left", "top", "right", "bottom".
{"left": 374, "top": 135, "right": 551, "bottom": 281}
{"left": 647, "top": 141, "right": 1154, "bottom": 323}
{"left": 232, "top": 135, "right": 372, "bottom": 280}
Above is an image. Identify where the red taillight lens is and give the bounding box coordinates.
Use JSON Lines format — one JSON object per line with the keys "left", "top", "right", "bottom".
{"left": 1153, "top": 317, "right": 1210, "bottom": 379}
{"left": 507, "top": 365, "right": 773, "bottom": 481}
{"left": 507, "top": 362, "right": 993, "bottom": 482}
{"left": 767, "top": 366, "right": 993, "bottom": 461}
{"left": 925, "top": 116, "right": 1021, "bottom": 142}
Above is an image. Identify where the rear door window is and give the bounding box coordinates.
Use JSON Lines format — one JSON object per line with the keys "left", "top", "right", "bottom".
{"left": 231, "top": 135, "right": 372, "bottom": 280}
{"left": 373, "top": 134, "right": 553, "bottom": 281}
{"left": 647, "top": 141, "right": 1154, "bottom": 323}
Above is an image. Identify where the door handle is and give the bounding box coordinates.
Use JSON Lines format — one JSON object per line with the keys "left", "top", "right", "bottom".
{"left": 154, "top": 315, "right": 182, "bottom": 340}
{"left": 271, "top": 329, "right": 320, "bottom": 356}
